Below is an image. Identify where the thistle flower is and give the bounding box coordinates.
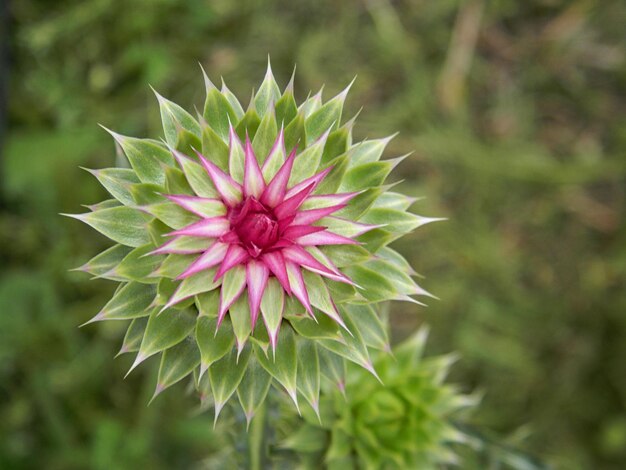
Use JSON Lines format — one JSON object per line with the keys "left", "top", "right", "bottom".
{"left": 66, "top": 60, "right": 438, "bottom": 422}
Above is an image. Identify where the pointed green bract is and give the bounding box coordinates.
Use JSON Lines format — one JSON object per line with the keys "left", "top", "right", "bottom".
{"left": 93, "top": 282, "right": 155, "bottom": 321}
{"left": 237, "top": 356, "right": 272, "bottom": 423}
{"left": 201, "top": 122, "right": 229, "bottom": 170}
{"left": 296, "top": 340, "right": 320, "bottom": 414}
{"left": 67, "top": 206, "right": 151, "bottom": 247}
{"left": 304, "top": 87, "right": 347, "bottom": 144}
{"left": 136, "top": 308, "right": 196, "bottom": 364}
{"left": 254, "top": 63, "right": 281, "bottom": 117}
{"left": 112, "top": 135, "right": 174, "bottom": 185}
{"left": 203, "top": 85, "right": 237, "bottom": 141}
{"left": 289, "top": 129, "right": 329, "bottom": 185}
{"left": 75, "top": 244, "right": 131, "bottom": 278}
{"left": 155, "top": 91, "right": 201, "bottom": 147}
{"left": 175, "top": 155, "right": 219, "bottom": 198}
{"left": 230, "top": 294, "right": 252, "bottom": 351}
{"left": 260, "top": 278, "right": 284, "bottom": 348}
{"left": 209, "top": 344, "right": 251, "bottom": 417}
{"left": 142, "top": 202, "right": 200, "bottom": 229}
{"left": 116, "top": 319, "right": 146, "bottom": 357}
{"left": 196, "top": 316, "right": 234, "bottom": 374}
{"left": 114, "top": 244, "right": 163, "bottom": 282}
{"left": 256, "top": 326, "right": 298, "bottom": 407}
{"left": 155, "top": 338, "right": 200, "bottom": 396}
{"left": 166, "top": 269, "right": 219, "bottom": 308}
{"left": 252, "top": 107, "right": 278, "bottom": 162}
{"left": 87, "top": 168, "right": 138, "bottom": 205}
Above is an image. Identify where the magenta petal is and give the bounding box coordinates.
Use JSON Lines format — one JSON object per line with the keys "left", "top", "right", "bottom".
{"left": 260, "top": 147, "right": 297, "bottom": 207}
{"left": 246, "top": 260, "right": 269, "bottom": 329}
{"left": 282, "top": 245, "right": 334, "bottom": 276}
{"left": 243, "top": 136, "right": 266, "bottom": 198}
{"left": 273, "top": 182, "right": 315, "bottom": 220}
{"left": 303, "top": 192, "right": 360, "bottom": 208}
{"left": 168, "top": 217, "right": 229, "bottom": 238}
{"left": 284, "top": 166, "right": 332, "bottom": 199}
{"left": 293, "top": 204, "right": 347, "bottom": 226}
{"left": 282, "top": 224, "right": 326, "bottom": 240}
{"left": 271, "top": 239, "right": 294, "bottom": 250}
{"left": 278, "top": 214, "right": 296, "bottom": 232}
{"left": 220, "top": 231, "right": 240, "bottom": 244}
{"left": 261, "top": 251, "right": 291, "bottom": 295}
{"left": 295, "top": 230, "right": 359, "bottom": 246}
{"left": 195, "top": 150, "right": 243, "bottom": 207}
{"left": 214, "top": 244, "right": 250, "bottom": 280}
{"left": 281, "top": 245, "right": 352, "bottom": 284}
{"left": 285, "top": 262, "right": 313, "bottom": 316}
{"left": 177, "top": 242, "right": 228, "bottom": 280}
{"left": 307, "top": 247, "right": 346, "bottom": 277}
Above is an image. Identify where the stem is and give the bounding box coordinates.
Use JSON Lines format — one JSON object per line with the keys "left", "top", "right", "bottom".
{"left": 248, "top": 400, "right": 268, "bottom": 470}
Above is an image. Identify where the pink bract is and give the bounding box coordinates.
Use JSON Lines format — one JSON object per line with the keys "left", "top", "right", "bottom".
{"left": 156, "top": 127, "right": 374, "bottom": 348}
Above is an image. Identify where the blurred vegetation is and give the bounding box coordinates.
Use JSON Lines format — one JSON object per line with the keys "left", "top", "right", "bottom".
{"left": 1, "top": 0, "right": 625, "bottom": 468}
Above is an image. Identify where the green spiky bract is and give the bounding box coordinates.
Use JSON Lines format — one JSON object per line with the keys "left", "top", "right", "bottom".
{"left": 280, "top": 329, "right": 477, "bottom": 469}
{"left": 67, "top": 60, "right": 437, "bottom": 423}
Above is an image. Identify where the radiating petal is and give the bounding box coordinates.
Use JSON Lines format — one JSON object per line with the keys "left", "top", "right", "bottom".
{"left": 246, "top": 260, "right": 270, "bottom": 328}
{"left": 214, "top": 244, "right": 250, "bottom": 280}
{"left": 305, "top": 246, "right": 350, "bottom": 278}
{"left": 261, "top": 251, "right": 291, "bottom": 295}
{"left": 285, "top": 262, "right": 313, "bottom": 316}
{"left": 282, "top": 224, "right": 326, "bottom": 240}
{"left": 292, "top": 204, "right": 346, "bottom": 226}
{"left": 284, "top": 166, "right": 332, "bottom": 199}
{"left": 282, "top": 245, "right": 354, "bottom": 285}
{"left": 260, "top": 147, "right": 297, "bottom": 207}
{"left": 219, "top": 231, "right": 240, "bottom": 244}
{"left": 194, "top": 150, "right": 243, "bottom": 207}
{"left": 300, "top": 192, "right": 360, "bottom": 210}
{"left": 164, "top": 194, "right": 226, "bottom": 218}
{"left": 295, "top": 230, "right": 359, "bottom": 246}
{"left": 243, "top": 136, "right": 266, "bottom": 198}
{"left": 168, "top": 217, "right": 229, "bottom": 238}
{"left": 177, "top": 241, "right": 228, "bottom": 280}
{"left": 273, "top": 182, "right": 315, "bottom": 220}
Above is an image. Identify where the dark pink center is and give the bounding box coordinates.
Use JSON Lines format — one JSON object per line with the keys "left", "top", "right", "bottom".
{"left": 230, "top": 197, "right": 279, "bottom": 252}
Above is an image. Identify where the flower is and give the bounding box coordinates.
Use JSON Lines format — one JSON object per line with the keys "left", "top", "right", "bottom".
{"left": 157, "top": 132, "right": 363, "bottom": 348}
{"left": 66, "top": 60, "right": 438, "bottom": 421}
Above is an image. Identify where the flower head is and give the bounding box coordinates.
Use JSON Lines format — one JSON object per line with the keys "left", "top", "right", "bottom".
{"left": 67, "top": 60, "right": 438, "bottom": 422}
{"left": 282, "top": 329, "right": 477, "bottom": 468}
{"left": 160, "top": 134, "right": 363, "bottom": 344}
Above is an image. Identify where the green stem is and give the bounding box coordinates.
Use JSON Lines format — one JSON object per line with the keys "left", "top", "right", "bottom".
{"left": 248, "top": 400, "right": 268, "bottom": 470}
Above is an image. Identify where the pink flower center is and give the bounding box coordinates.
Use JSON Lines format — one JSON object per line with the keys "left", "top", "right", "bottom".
{"left": 230, "top": 197, "right": 279, "bottom": 253}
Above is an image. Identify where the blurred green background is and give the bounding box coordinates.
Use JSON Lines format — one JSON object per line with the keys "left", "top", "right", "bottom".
{"left": 1, "top": 0, "right": 625, "bottom": 468}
